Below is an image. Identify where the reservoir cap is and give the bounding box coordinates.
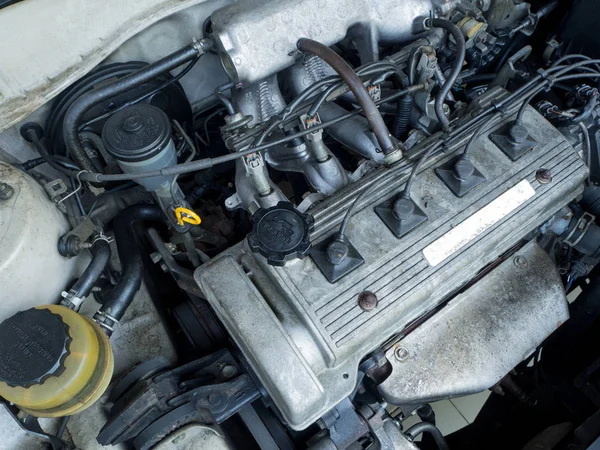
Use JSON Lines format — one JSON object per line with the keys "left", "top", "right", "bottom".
{"left": 102, "top": 104, "right": 172, "bottom": 163}
{"left": 0, "top": 308, "right": 71, "bottom": 388}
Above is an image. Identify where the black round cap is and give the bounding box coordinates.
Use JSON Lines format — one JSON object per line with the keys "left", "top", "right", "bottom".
{"left": 454, "top": 157, "right": 475, "bottom": 180}
{"left": 0, "top": 308, "right": 71, "bottom": 388}
{"left": 393, "top": 197, "right": 416, "bottom": 220}
{"left": 102, "top": 104, "right": 172, "bottom": 163}
{"left": 247, "top": 202, "right": 314, "bottom": 266}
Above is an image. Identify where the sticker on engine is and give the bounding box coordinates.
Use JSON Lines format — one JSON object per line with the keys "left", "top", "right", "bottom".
{"left": 423, "top": 179, "right": 536, "bottom": 267}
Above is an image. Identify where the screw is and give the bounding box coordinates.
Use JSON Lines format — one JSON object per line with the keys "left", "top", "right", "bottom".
{"left": 220, "top": 365, "right": 237, "bottom": 379}
{"left": 514, "top": 255, "right": 528, "bottom": 269}
{"left": 536, "top": 169, "right": 552, "bottom": 184}
{"left": 0, "top": 183, "right": 14, "bottom": 200}
{"left": 358, "top": 291, "right": 378, "bottom": 311}
{"left": 208, "top": 393, "right": 222, "bottom": 406}
{"left": 394, "top": 347, "right": 410, "bottom": 362}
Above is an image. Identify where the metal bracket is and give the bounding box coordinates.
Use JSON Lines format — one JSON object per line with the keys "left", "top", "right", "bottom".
{"left": 2, "top": 401, "right": 71, "bottom": 450}
{"left": 97, "top": 349, "right": 260, "bottom": 449}
{"left": 44, "top": 179, "right": 68, "bottom": 212}
{"left": 491, "top": 45, "right": 532, "bottom": 88}
{"left": 563, "top": 212, "right": 596, "bottom": 248}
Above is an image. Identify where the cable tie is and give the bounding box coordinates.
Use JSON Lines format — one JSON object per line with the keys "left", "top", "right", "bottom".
{"left": 537, "top": 68, "right": 557, "bottom": 89}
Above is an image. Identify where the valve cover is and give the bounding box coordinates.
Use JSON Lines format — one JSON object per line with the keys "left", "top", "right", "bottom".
{"left": 195, "top": 95, "right": 587, "bottom": 429}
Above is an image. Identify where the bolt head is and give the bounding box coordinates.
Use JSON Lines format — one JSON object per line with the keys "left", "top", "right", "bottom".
{"left": 393, "top": 197, "right": 415, "bottom": 221}
{"left": 208, "top": 393, "right": 222, "bottom": 406}
{"left": 513, "top": 255, "right": 528, "bottom": 269}
{"left": 327, "top": 240, "right": 349, "bottom": 265}
{"left": 536, "top": 168, "right": 552, "bottom": 184}
{"left": 508, "top": 123, "right": 528, "bottom": 144}
{"left": 220, "top": 365, "right": 237, "bottom": 379}
{"left": 0, "top": 183, "right": 14, "bottom": 200}
{"left": 358, "top": 291, "right": 378, "bottom": 311}
{"left": 394, "top": 346, "right": 409, "bottom": 362}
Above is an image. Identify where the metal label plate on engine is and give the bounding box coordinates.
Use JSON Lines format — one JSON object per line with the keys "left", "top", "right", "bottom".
{"left": 423, "top": 179, "right": 536, "bottom": 266}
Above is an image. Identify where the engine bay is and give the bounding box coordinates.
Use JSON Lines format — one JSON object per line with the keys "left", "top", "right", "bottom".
{"left": 2, "top": 0, "right": 600, "bottom": 449}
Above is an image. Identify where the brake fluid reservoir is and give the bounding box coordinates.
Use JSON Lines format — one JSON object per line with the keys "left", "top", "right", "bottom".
{"left": 0, "top": 305, "right": 113, "bottom": 417}
{"left": 101, "top": 103, "right": 176, "bottom": 193}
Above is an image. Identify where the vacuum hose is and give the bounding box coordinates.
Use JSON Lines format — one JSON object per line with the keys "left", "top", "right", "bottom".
{"left": 93, "top": 204, "right": 164, "bottom": 336}
{"left": 297, "top": 38, "right": 396, "bottom": 154}
{"left": 405, "top": 422, "right": 450, "bottom": 450}
{"left": 71, "top": 239, "right": 111, "bottom": 300}
{"left": 425, "top": 18, "right": 466, "bottom": 131}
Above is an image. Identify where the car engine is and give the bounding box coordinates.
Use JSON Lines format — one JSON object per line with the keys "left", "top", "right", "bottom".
{"left": 2, "top": 0, "right": 600, "bottom": 449}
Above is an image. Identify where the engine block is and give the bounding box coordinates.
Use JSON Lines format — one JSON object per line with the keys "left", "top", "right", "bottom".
{"left": 195, "top": 96, "right": 587, "bottom": 429}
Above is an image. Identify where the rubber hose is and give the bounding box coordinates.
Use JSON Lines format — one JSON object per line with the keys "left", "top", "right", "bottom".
{"left": 70, "top": 239, "right": 111, "bottom": 299}
{"left": 392, "top": 94, "right": 413, "bottom": 140}
{"left": 89, "top": 187, "right": 153, "bottom": 227}
{"left": 296, "top": 38, "right": 395, "bottom": 154}
{"left": 94, "top": 204, "right": 164, "bottom": 335}
{"left": 405, "top": 422, "right": 449, "bottom": 450}
{"left": 574, "top": 95, "right": 598, "bottom": 123}
{"left": 425, "top": 18, "right": 466, "bottom": 131}
{"left": 582, "top": 186, "right": 600, "bottom": 217}
{"left": 24, "top": 126, "right": 75, "bottom": 176}
{"left": 63, "top": 44, "right": 201, "bottom": 172}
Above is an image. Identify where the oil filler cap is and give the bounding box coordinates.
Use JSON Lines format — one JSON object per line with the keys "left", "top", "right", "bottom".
{"left": 0, "top": 308, "right": 71, "bottom": 388}
{"left": 247, "top": 202, "right": 314, "bottom": 266}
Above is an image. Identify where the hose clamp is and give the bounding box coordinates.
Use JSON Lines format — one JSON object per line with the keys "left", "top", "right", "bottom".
{"left": 92, "top": 232, "right": 113, "bottom": 245}
{"left": 60, "top": 290, "right": 84, "bottom": 310}
{"left": 537, "top": 68, "right": 557, "bottom": 90}
{"left": 93, "top": 310, "right": 119, "bottom": 334}
{"left": 191, "top": 37, "right": 213, "bottom": 55}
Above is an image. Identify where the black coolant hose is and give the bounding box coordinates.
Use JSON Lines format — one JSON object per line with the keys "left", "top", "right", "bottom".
{"left": 93, "top": 204, "right": 164, "bottom": 336}
{"left": 425, "top": 18, "right": 466, "bottom": 131}
{"left": 405, "top": 422, "right": 450, "bottom": 450}
{"left": 63, "top": 43, "right": 205, "bottom": 172}
{"left": 297, "top": 38, "right": 396, "bottom": 155}
{"left": 70, "top": 239, "right": 111, "bottom": 299}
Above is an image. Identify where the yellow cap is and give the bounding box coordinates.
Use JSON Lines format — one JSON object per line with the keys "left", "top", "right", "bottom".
{"left": 0, "top": 305, "right": 113, "bottom": 417}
